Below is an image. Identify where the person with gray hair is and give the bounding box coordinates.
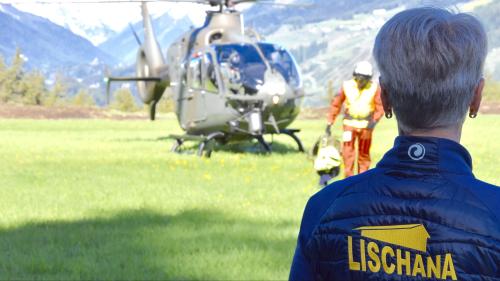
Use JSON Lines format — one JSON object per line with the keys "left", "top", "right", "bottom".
{"left": 375, "top": 7, "right": 487, "bottom": 136}
{"left": 290, "top": 7, "right": 499, "bottom": 280}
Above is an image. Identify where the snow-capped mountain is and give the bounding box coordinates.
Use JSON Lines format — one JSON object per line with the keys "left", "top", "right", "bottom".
{"left": 244, "top": 0, "right": 467, "bottom": 35}
{"left": 3, "top": 0, "right": 500, "bottom": 107}
{"left": 58, "top": 17, "right": 117, "bottom": 46}
{"left": 0, "top": 4, "right": 116, "bottom": 70}
{"left": 13, "top": 2, "right": 207, "bottom": 46}
{"left": 13, "top": 2, "right": 139, "bottom": 45}
{"left": 99, "top": 13, "right": 193, "bottom": 65}
{"left": 259, "top": 0, "right": 500, "bottom": 106}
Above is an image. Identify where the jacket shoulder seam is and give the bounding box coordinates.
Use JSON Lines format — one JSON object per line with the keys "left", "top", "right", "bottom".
{"left": 442, "top": 173, "right": 500, "bottom": 225}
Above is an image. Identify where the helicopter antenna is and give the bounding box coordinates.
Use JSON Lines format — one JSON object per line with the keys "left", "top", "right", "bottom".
{"left": 129, "top": 23, "right": 142, "bottom": 46}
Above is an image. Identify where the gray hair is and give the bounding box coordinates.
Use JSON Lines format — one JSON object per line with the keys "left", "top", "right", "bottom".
{"left": 373, "top": 7, "right": 487, "bottom": 132}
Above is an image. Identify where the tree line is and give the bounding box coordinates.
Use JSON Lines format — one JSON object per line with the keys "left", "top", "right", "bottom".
{"left": 0, "top": 49, "right": 93, "bottom": 107}
{"left": 0, "top": 48, "right": 146, "bottom": 112}
{"left": 3, "top": 47, "right": 496, "bottom": 114}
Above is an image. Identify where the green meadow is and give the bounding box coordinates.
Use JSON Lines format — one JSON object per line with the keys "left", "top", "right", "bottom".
{"left": 0, "top": 115, "right": 498, "bottom": 280}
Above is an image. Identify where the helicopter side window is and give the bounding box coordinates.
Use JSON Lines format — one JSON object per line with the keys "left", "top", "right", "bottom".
{"left": 204, "top": 53, "right": 219, "bottom": 93}
{"left": 188, "top": 57, "right": 202, "bottom": 89}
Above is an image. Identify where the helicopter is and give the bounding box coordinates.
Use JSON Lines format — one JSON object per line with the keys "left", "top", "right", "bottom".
{"left": 107, "top": 0, "right": 307, "bottom": 157}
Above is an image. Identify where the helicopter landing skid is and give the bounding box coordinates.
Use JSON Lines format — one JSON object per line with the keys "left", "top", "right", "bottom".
{"left": 170, "top": 138, "right": 184, "bottom": 153}
{"left": 278, "top": 129, "right": 305, "bottom": 152}
{"left": 255, "top": 135, "right": 272, "bottom": 153}
{"left": 169, "top": 132, "right": 225, "bottom": 158}
{"left": 169, "top": 129, "right": 304, "bottom": 157}
{"left": 254, "top": 129, "right": 304, "bottom": 154}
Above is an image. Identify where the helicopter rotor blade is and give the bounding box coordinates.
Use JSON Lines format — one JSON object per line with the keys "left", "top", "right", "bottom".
{"left": 1, "top": 0, "right": 312, "bottom": 6}
{"left": 129, "top": 23, "right": 142, "bottom": 46}
{"left": 232, "top": 0, "right": 312, "bottom": 6}
{"left": 0, "top": 0, "right": 209, "bottom": 4}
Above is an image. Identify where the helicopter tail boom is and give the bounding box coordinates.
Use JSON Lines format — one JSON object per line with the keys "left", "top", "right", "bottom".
{"left": 106, "top": 2, "right": 171, "bottom": 121}
{"left": 105, "top": 76, "right": 168, "bottom": 121}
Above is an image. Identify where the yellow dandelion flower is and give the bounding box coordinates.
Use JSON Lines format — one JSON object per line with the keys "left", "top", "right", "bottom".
{"left": 203, "top": 173, "right": 212, "bottom": 181}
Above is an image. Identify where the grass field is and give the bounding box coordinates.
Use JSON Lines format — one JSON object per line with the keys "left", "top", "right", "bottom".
{"left": 0, "top": 115, "right": 498, "bottom": 280}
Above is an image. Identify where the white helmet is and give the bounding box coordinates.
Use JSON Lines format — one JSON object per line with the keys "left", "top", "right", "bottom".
{"left": 353, "top": 61, "right": 373, "bottom": 77}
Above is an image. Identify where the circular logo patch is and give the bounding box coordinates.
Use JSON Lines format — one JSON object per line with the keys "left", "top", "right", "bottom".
{"left": 408, "top": 143, "right": 425, "bottom": 161}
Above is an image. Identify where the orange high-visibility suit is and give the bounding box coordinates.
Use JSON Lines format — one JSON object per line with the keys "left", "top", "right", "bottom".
{"left": 327, "top": 79, "right": 384, "bottom": 177}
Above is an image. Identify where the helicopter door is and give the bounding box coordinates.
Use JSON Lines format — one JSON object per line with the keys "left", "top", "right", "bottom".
{"left": 204, "top": 53, "right": 220, "bottom": 94}
{"left": 186, "top": 57, "right": 207, "bottom": 124}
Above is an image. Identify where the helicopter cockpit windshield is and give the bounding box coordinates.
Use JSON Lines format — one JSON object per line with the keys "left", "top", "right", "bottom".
{"left": 214, "top": 43, "right": 301, "bottom": 95}
{"left": 258, "top": 43, "right": 301, "bottom": 88}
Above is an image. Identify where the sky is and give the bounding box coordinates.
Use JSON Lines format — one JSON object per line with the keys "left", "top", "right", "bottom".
{"left": 0, "top": 0, "right": 299, "bottom": 45}
{"left": 7, "top": 1, "right": 260, "bottom": 45}
{"left": 8, "top": 1, "right": 212, "bottom": 44}
{"left": 13, "top": 2, "right": 207, "bottom": 28}
{"left": 10, "top": 1, "right": 259, "bottom": 29}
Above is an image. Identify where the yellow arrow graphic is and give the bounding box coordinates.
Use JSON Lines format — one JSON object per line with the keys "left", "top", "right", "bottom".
{"left": 354, "top": 224, "right": 430, "bottom": 252}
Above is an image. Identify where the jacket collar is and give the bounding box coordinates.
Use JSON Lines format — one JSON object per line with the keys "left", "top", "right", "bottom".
{"left": 376, "top": 136, "right": 473, "bottom": 175}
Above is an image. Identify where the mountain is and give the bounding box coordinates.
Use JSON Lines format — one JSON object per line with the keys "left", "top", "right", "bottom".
{"left": 2, "top": 0, "right": 500, "bottom": 107}
{"left": 473, "top": 0, "right": 500, "bottom": 81}
{"left": 12, "top": 3, "right": 132, "bottom": 46}
{"left": 261, "top": 0, "right": 500, "bottom": 106}
{"left": 99, "top": 13, "right": 193, "bottom": 65}
{"left": 265, "top": 6, "right": 395, "bottom": 106}
{"left": 60, "top": 19, "right": 117, "bottom": 47}
{"left": 0, "top": 4, "right": 116, "bottom": 71}
{"left": 244, "top": 0, "right": 466, "bottom": 35}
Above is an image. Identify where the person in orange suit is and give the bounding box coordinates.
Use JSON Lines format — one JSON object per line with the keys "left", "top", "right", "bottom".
{"left": 326, "top": 61, "right": 384, "bottom": 177}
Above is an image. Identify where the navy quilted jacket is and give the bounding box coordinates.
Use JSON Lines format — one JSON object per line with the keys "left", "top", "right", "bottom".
{"left": 290, "top": 136, "right": 500, "bottom": 281}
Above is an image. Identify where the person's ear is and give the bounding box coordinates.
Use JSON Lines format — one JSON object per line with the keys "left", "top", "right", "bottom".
{"left": 469, "top": 78, "right": 484, "bottom": 118}
{"left": 379, "top": 77, "right": 393, "bottom": 118}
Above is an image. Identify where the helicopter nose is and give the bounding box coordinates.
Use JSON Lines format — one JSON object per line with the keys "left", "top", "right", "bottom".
{"left": 258, "top": 71, "right": 288, "bottom": 105}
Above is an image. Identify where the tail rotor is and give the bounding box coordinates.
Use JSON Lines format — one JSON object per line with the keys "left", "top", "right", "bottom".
{"left": 106, "top": 1, "right": 169, "bottom": 120}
